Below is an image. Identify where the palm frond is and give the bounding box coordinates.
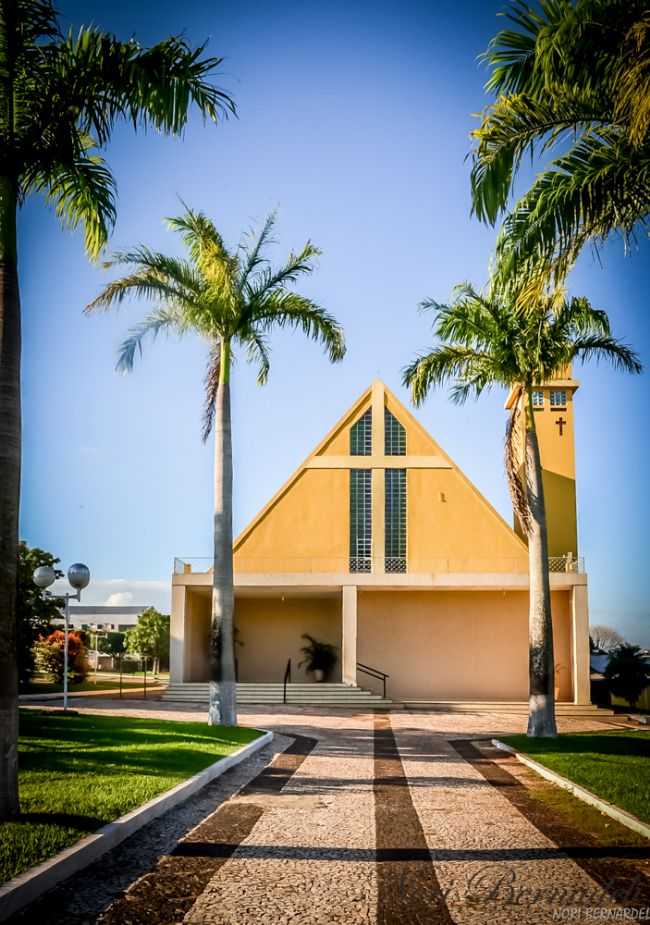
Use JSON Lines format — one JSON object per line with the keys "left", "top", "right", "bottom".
{"left": 570, "top": 335, "right": 642, "bottom": 374}
{"left": 481, "top": 0, "right": 546, "bottom": 96}
{"left": 505, "top": 397, "right": 531, "bottom": 535}
{"left": 201, "top": 342, "right": 221, "bottom": 442}
{"left": 246, "top": 241, "right": 321, "bottom": 298}
{"left": 237, "top": 211, "right": 277, "bottom": 291}
{"left": 27, "top": 137, "right": 117, "bottom": 259}
{"left": 472, "top": 0, "right": 649, "bottom": 266}
{"left": 167, "top": 205, "right": 239, "bottom": 296}
{"left": 248, "top": 290, "right": 345, "bottom": 363}
{"left": 243, "top": 331, "right": 271, "bottom": 386}
{"left": 85, "top": 249, "right": 204, "bottom": 313}
{"left": 55, "top": 29, "right": 234, "bottom": 149}
{"left": 615, "top": 13, "right": 650, "bottom": 147}
{"left": 402, "top": 345, "right": 498, "bottom": 407}
{"left": 496, "top": 132, "right": 650, "bottom": 279}
{"left": 116, "top": 307, "right": 187, "bottom": 372}
{"left": 471, "top": 91, "right": 611, "bottom": 225}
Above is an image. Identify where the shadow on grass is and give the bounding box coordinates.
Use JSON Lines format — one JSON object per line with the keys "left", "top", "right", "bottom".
{"left": 19, "top": 745, "right": 231, "bottom": 777}
{"left": 505, "top": 733, "right": 650, "bottom": 760}
{"left": 11, "top": 812, "right": 107, "bottom": 832}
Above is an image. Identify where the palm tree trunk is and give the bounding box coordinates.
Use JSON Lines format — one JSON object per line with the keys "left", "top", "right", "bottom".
{"left": 0, "top": 173, "right": 21, "bottom": 816}
{"left": 524, "top": 394, "right": 557, "bottom": 737}
{"left": 208, "top": 337, "right": 237, "bottom": 726}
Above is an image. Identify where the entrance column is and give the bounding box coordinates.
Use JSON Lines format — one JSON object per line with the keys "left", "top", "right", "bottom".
{"left": 170, "top": 584, "right": 186, "bottom": 684}
{"left": 342, "top": 585, "right": 358, "bottom": 686}
{"left": 571, "top": 582, "right": 591, "bottom": 704}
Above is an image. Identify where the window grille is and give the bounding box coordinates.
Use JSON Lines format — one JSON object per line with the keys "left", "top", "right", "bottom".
{"left": 385, "top": 468, "right": 406, "bottom": 572}
{"left": 550, "top": 390, "right": 567, "bottom": 408}
{"left": 531, "top": 390, "right": 544, "bottom": 408}
{"left": 350, "top": 409, "right": 372, "bottom": 455}
{"left": 384, "top": 408, "right": 406, "bottom": 455}
{"left": 350, "top": 469, "right": 372, "bottom": 572}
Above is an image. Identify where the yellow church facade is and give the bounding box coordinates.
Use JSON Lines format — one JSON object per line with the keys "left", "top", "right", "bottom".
{"left": 169, "top": 378, "right": 591, "bottom": 706}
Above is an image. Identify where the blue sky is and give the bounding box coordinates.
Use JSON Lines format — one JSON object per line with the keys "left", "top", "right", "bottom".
{"left": 19, "top": 0, "right": 650, "bottom": 643}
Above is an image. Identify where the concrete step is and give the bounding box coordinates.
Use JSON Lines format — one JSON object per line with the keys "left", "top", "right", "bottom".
{"left": 401, "top": 701, "right": 615, "bottom": 716}
{"left": 162, "top": 681, "right": 392, "bottom": 707}
{"left": 166, "top": 683, "right": 366, "bottom": 690}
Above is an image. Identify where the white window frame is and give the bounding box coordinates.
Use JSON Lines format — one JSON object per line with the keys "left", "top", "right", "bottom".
{"left": 550, "top": 390, "right": 567, "bottom": 408}
{"left": 531, "top": 390, "right": 544, "bottom": 409}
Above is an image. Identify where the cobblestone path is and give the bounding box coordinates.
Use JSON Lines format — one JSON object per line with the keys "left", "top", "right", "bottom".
{"left": 13, "top": 704, "right": 649, "bottom": 924}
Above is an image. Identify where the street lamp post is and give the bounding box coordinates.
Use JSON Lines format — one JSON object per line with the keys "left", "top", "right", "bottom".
{"left": 33, "top": 563, "right": 90, "bottom": 712}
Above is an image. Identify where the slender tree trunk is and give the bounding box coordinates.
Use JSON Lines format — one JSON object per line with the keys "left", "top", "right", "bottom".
{"left": 0, "top": 173, "right": 20, "bottom": 816}
{"left": 209, "top": 338, "right": 237, "bottom": 726}
{"left": 524, "top": 395, "right": 557, "bottom": 737}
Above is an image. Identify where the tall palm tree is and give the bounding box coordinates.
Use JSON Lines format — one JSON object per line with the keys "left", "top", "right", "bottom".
{"left": 471, "top": 0, "right": 650, "bottom": 281}
{"left": 0, "top": 0, "right": 233, "bottom": 819}
{"left": 86, "top": 207, "right": 346, "bottom": 727}
{"left": 403, "top": 283, "right": 641, "bottom": 736}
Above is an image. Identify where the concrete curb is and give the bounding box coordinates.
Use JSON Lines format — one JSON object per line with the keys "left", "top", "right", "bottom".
{"left": 491, "top": 738, "right": 650, "bottom": 840}
{"left": 0, "top": 729, "right": 273, "bottom": 922}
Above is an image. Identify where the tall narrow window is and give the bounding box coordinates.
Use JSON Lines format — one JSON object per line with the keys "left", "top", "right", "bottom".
{"left": 350, "top": 409, "right": 372, "bottom": 455}
{"left": 350, "top": 469, "right": 372, "bottom": 572}
{"left": 384, "top": 408, "right": 406, "bottom": 455}
{"left": 385, "top": 468, "right": 406, "bottom": 572}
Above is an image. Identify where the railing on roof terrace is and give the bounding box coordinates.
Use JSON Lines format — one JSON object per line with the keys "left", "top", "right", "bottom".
{"left": 549, "top": 555, "right": 584, "bottom": 573}
{"left": 174, "top": 554, "right": 584, "bottom": 576}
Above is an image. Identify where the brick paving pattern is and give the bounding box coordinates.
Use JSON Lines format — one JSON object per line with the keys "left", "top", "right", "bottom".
{"left": 14, "top": 700, "right": 650, "bottom": 924}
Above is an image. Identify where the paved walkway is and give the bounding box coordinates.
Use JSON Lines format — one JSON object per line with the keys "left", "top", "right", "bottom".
{"left": 15, "top": 702, "right": 650, "bottom": 924}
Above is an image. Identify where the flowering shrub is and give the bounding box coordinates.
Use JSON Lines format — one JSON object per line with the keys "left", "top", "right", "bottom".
{"left": 34, "top": 630, "right": 89, "bottom": 684}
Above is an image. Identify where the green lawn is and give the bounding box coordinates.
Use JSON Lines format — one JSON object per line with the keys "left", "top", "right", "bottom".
{"left": 0, "top": 710, "right": 262, "bottom": 883}
{"left": 501, "top": 730, "right": 650, "bottom": 824}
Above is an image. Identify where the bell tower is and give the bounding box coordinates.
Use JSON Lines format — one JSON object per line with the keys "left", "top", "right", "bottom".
{"left": 505, "top": 367, "right": 580, "bottom": 558}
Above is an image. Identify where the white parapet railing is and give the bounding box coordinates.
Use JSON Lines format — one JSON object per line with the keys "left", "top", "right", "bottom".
{"left": 174, "top": 553, "right": 585, "bottom": 576}
{"left": 548, "top": 554, "right": 585, "bottom": 573}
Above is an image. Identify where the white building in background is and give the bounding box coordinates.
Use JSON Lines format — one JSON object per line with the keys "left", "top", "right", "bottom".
{"left": 66, "top": 605, "right": 147, "bottom": 632}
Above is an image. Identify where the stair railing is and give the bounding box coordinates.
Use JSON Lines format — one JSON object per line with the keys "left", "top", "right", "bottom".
{"left": 283, "top": 657, "right": 291, "bottom": 704}
{"left": 357, "top": 661, "right": 389, "bottom": 699}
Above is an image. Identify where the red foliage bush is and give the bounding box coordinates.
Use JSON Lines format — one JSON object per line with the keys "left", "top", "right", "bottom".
{"left": 33, "top": 630, "right": 89, "bottom": 684}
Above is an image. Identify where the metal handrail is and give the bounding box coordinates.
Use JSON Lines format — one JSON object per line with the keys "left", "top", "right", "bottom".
{"left": 357, "top": 661, "right": 389, "bottom": 699}
{"left": 283, "top": 658, "right": 291, "bottom": 704}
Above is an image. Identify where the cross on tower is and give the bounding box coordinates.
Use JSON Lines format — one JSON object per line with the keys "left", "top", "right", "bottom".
{"left": 555, "top": 416, "right": 567, "bottom": 436}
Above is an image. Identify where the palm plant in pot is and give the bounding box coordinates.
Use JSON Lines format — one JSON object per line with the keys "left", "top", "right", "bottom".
{"left": 299, "top": 635, "right": 338, "bottom": 682}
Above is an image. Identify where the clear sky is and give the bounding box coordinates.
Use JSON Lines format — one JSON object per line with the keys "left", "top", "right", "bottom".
{"left": 19, "top": 0, "right": 650, "bottom": 644}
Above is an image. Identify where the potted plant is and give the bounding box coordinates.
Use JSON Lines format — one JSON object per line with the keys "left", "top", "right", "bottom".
{"left": 299, "top": 634, "right": 338, "bottom": 682}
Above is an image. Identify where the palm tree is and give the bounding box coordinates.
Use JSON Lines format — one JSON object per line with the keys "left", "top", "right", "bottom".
{"left": 471, "top": 0, "right": 650, "bottom": 282}
{"left": 0, "top": 1, "right": 233, "bottom": 819}
{"left": 86, "top": 207, "right": 346, "bottom": 727}
{"left": 403, "top": 282, "right": 641, "bottom": 736}
{"left": 604, "top": 644, "right": 650, "bottom": 709}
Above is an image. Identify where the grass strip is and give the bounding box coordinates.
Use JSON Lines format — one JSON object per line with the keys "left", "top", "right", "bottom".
{"left": 1, "top": 710, "right": 261, "bottom": 883}
{"left": 501, "top": 730, "right": 650, "bottom": 824}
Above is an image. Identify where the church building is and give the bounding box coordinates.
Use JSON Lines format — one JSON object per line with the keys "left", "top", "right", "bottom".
{"left": 167, "top": 377, "right": 591, "bottom": 708}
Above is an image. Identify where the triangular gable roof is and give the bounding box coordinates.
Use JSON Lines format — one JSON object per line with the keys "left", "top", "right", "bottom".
{"left": 234, "top": 380, "right": 526, "bottom": 554}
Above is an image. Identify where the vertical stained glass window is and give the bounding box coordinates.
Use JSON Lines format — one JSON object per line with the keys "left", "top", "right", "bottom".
{"left": 384, "top": 408, "right": 406, "bottom": 455}
{"left": 385, "top": 468, "right": 406, "bottom": 572}
{"left": 350, "top": 469, "right": 372, "bottom": 572}
{"left": 350, "top": 409, "right": 372, "bottom": 455}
